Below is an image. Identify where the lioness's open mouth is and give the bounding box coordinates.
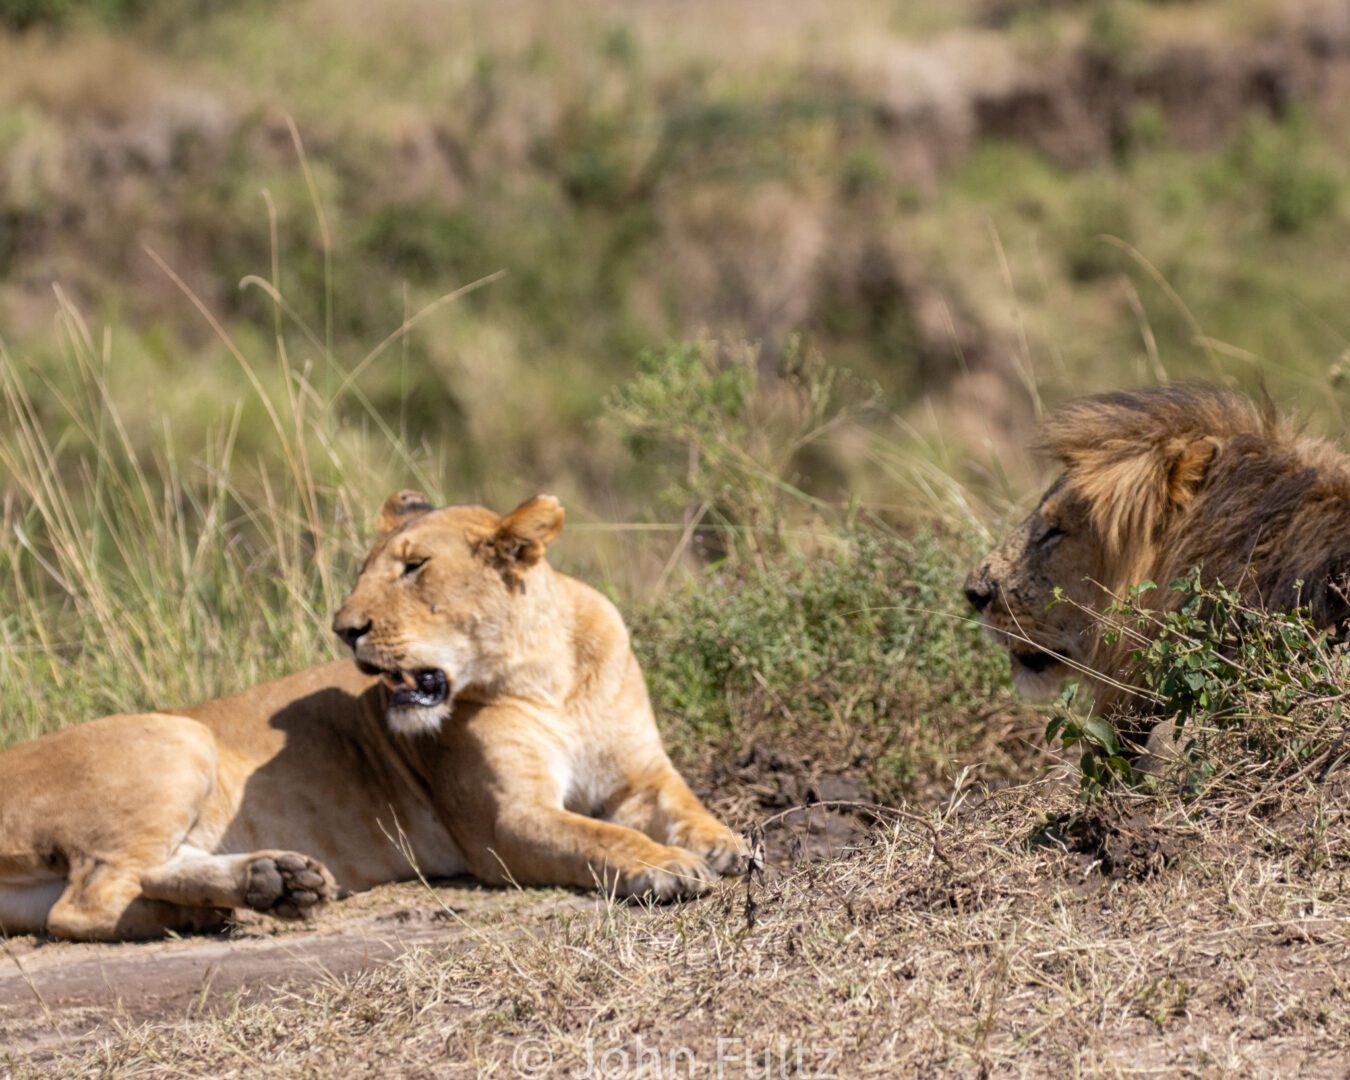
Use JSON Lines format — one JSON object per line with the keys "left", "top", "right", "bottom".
{"left": 358, "top": 662, "right": 451, "bottom": 708}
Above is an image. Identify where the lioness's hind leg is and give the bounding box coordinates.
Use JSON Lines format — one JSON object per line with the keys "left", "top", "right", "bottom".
{"left": 46, "top": 858, "right": 226, "bottom": 942}
{"left": 140, "top": 848, "right": 337, "bottom": 921}
{"left": 608, "top": 763, "right": 748, "bottom": 876}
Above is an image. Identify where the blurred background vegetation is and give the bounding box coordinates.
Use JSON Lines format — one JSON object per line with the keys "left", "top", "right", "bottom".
{"left": 4, "top": 0, "right": 1350, "bottom": 792}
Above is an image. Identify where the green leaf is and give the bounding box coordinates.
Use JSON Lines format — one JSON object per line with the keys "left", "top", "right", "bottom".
{"left": 1081, "top": 714, "right": 1122, "bottom": 755}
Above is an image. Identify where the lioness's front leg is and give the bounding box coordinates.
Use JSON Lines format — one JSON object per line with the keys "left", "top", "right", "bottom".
{"left": 443, "top": 710, "right": 719, "bottom": 900}
{"left": 607, "top": 760, "right": 749, "bottom": 875}
{"left": 488, "top": 806, "right": 716, "bottom": 901}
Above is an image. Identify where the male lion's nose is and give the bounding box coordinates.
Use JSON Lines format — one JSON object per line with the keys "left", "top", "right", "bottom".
{"left": 963, "top": 572, "right": 995, "bottom": 613}
{"left": 333, "top": 615, "right": 373, "bottom": 649}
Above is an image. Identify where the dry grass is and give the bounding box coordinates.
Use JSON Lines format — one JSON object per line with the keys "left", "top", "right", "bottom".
{"left": 6, "top": 767, "right": 1347, "bottom": 1078}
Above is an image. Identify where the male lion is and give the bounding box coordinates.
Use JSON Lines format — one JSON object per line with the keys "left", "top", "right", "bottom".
{"left": 964, "top": 384, "right": 1350, "bottom": 729}
{"left": 0, "top": 493, "right": 745, "bottom": 942}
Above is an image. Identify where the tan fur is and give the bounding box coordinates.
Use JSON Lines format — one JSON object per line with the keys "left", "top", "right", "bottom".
{"left": 0, "top": 494, "right": 745, "bottom": 942}
{"left": 964, "top": 384, "right": 1350, "bottom": 728}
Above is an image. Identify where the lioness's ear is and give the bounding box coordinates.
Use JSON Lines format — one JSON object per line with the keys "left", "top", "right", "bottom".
{"left": 490, "top": 494, "right": 565, "bottom": 567}
{"left": 377, "top": 489, "right": 433, "bottom": 534}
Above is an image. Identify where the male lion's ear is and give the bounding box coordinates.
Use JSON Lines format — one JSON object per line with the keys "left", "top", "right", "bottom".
{"left": 1068, "top": 435, "right": 1222, "bottom": 559}
{"left": 377, "top": 489, "right": 434, "bottom": 534}
{"left": 488, "top": 494, "right": 565, "bottom": 568}
{"left": 1166, "top": 437, "right": 1220, "bottom": 508}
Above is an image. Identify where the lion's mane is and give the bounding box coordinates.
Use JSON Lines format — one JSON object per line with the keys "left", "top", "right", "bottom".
{"left": 1040, "top": 384, "right": 1350, "bottom": 712}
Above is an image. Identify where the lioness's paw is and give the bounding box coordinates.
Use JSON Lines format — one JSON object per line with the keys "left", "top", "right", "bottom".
{"left": 244, "top": 852, "right": 337, "bottom": 920}
{"left": 672, "top": 824, "right": 751, "bottom": 876}
{"left": 618, "top": 848, "right": 716, "bottom": 902}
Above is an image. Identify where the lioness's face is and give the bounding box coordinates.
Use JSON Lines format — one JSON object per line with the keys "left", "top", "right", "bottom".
{"left": 963, "top": 481, "right": 1105, "bottom": 701}
{"left": 333, "top": 492, "right": 564, "bottom": 734}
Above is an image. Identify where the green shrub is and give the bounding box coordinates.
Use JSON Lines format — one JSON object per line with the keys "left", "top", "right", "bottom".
{"left": 0, "top": 0, "right": 142, "bottom": 29}
{"left": 359, "top": 203, "right": 487, "bottom": 284}
{"left": 634, "top": 526, "right": 1018, "bottom": 798}
{"left": 1225, "top": 112, "right": 1343, "bottom": 234}
{"left": 604, "top": 337, "right": 881, "bottom": 555}
{"left": 1266, "top": 161, "right": 1340, "bottom": 235}
{"left": 1064, "top": 186, "right": 1134, "bottom": 282}
{"left": 1084, "top": 0, "right": 1143, "bottom": 70}
{"left": 0, "top": 0, "right": 226, "bottom": 29}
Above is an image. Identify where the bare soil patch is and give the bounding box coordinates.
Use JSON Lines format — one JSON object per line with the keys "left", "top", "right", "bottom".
{"left": 1, "top": 882, "right": 592, "bottom": 1063}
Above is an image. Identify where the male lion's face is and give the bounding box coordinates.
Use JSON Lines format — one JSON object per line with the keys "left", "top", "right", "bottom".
{"left": 963, "top": 481, "right": 1106, "bottom": 701}
{"left": 332, "top": 492, "right": 564, "bottom": 734}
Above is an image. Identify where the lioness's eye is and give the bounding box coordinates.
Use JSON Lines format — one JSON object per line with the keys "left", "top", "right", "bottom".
{"left": 402, "top": 557, "right": 428, "bottom": 577}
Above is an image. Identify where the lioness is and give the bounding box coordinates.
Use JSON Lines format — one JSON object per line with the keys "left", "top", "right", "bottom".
{"left": 964, "top": 384, "right": 1350, "bottom": 729}
{"left": 0, "top": 493, "right": 745, "bottom": 941}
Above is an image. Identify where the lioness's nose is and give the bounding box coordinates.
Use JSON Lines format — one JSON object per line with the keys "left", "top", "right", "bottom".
{"left": 963, "top": 570, "right": 995, "bottom": 613}
{"left": 332, "top": 614, "right": 373, "bottom": 648}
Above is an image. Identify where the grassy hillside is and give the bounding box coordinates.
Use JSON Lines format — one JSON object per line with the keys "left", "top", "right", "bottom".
{"left": 5, "top": 0, "right": 1350, "bottom": 518}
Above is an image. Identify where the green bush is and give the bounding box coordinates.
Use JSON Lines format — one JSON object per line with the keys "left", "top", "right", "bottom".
{"left": 634, "top": 526, "right": 1017, "bottom": 798}
{"left": 1, "top": 0, "right": 160, "bottom": 29}
{"left": 2, "top": 0, "right": 119, "bottom": 28}
{"left": 359, "top": 203, "right": 487, "bottom": 284}
{"left": 604, "top": 337, "right": 881, "bottom": 553}
{"left": 1064, "top": 186, "right": 1134, "bottom": 282}
{"left": 1266, "top": 161, "right": 1340, "bottom": 235}
{"left": 1225, "top": 112, "right": 1344, "bottom": 235}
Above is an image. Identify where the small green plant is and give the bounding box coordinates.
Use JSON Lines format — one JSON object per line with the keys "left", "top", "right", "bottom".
{"left": 0, "top": 0, "right": 143, "bottom": 29}
{"left": 1126, "top": 568, "right": 1346, "bottom": 769}
{"left": 1064, "top": 186, "right": 1134, "bottom": 282}
{"left": 1225, "top": 111, "right": 1344, "bottom": 235}
{"left": 0, "top": 0, "right": 224, "bottom": 30}
{"left": 609, "top": 338, "right": 1024, "bottom": 796}
{"left": 1046, "top": 683, "right": 1135, "bottom": 797}
{"left": 1134, "top": 975, "right": 1191, "bottom": 1031}
{"left": 633, "top": 526, "right": 1020, "bottom": 799}
{"left": 1265, "top": 158, "right": 1340, "bottom": 235}
{"left": 1084, "top": 0, "right": 1143, "bottom": 70}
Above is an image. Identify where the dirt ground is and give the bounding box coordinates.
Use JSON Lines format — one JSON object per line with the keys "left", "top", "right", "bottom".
{"left": 0, "top": 880, "right": 591, "bottom": 1063}
{"left": 4, "top": 766, "right": 1349, "bottom": 1078}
